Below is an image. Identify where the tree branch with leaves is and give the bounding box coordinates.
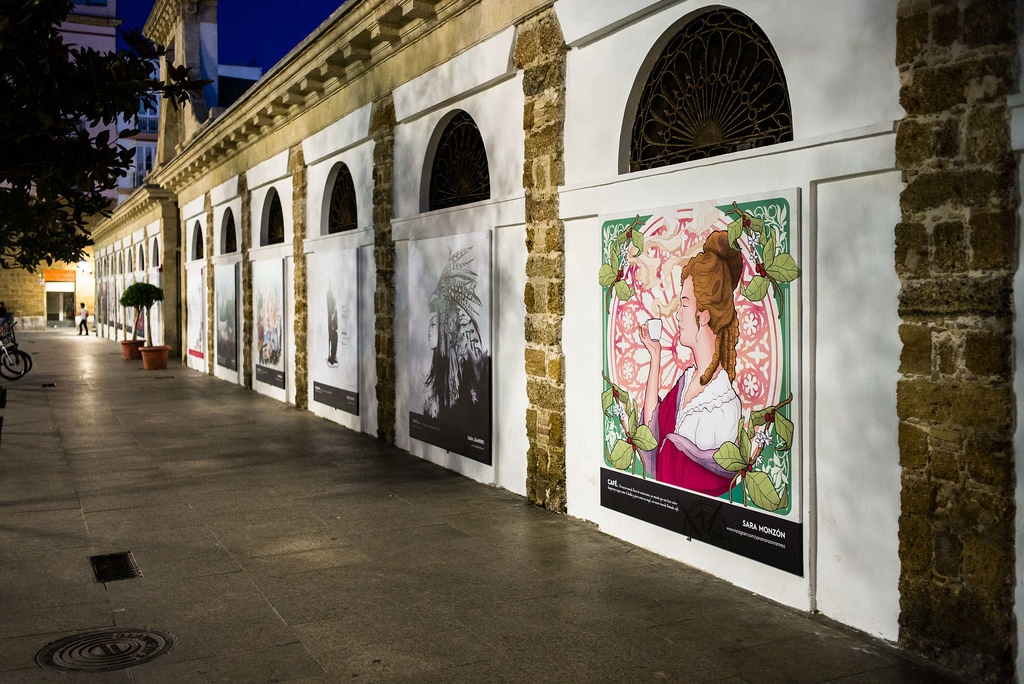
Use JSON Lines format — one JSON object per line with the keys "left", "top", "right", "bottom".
{"left": 0, "top": 0, "right": 210, "bottom": 271}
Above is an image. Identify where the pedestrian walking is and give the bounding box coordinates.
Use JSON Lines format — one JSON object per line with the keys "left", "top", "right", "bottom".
{"left": 78, "top": 303, "right": 89, "bottom": 335}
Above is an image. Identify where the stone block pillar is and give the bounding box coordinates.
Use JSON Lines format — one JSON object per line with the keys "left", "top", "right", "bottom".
{"left": 240, "top": 174, "right": 253, "bottom": 389}
{"left": 291, "top": 145, "right": 309, "bottom": 408}
{"left": 372, "top": 94, "right": 397, "bottom": 443}
{"left": 894, "top": 1, "right": 1018, "bottom": 679}
{"left": 515, "top": 8, "right": 567, "bottom": 512}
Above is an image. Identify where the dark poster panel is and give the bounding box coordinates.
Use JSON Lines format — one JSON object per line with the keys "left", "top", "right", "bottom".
{"left": 313, "top": 382, "right": 358, "bottom": 415}
{"left": 407, "top": 231, "right": 493, "bottom": 465}
{"left": 601, "top": 468, "right": 802, "bottom": 575}
{"left": 255, "top": 365, "right": 285, "bottom": 388}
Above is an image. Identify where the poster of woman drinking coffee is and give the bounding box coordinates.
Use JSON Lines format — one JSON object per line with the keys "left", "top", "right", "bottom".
{"left": 598, "top": 193, "right": 804, "bottom": 574}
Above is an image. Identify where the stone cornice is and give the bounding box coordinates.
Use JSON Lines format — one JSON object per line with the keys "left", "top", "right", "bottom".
{"left": 144, "top": 0, "right": 217, "bottom": 46}
{"left": 93, "top": 186, "right": 176, "bottom": 243}
{"left": 150, "top": 0, "right": 490, "bottom": 194}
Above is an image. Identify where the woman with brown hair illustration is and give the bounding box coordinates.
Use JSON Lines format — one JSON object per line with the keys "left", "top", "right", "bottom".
{"left": 637, "top": 230, "right": 743, "bottom": 496}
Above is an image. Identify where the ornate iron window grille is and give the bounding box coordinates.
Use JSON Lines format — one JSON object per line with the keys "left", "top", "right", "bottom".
{"left": 265, "top": 191, "right": 284, "bottom": 245}
{"left": 222, "top": 210, "right": 237, "bottom": 253}
{"left": 428, "top": 110, "right": 490, "bottom": 211}
{"left": 630, "top": 8, "right": 793, "bottom": 172}
{"left": 327, "top": 164, "right": 357, "bottom": 234}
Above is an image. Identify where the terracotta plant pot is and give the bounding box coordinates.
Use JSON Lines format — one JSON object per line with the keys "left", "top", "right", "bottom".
{"left": 140, "top": 345, "right": 170, "bottom": 370}
{"left": 120, "top": 339, "right": 145, "bottom": 360}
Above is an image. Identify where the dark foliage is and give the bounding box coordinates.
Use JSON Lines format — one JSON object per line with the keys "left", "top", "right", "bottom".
{"left": 0, "top": 0, "right": 208, "bottom": 270}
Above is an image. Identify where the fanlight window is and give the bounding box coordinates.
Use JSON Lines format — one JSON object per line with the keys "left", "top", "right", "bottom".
{"left": 192, "top": 221, "right": 204, "bottom": 260}
{"left": 629, "top": 8, "right": 793, "bottom": 172}
{"left": 222, "top": 209, "right": 237, "bottom": 254}
{"left": 263, "top": 189, "right": 284, "bottom": 246}
{"left": 138, "top": 245, "right": 146, "bottom": 271}
{"left": 327, "top": 164, "right": 357, "bottom": 234}
{"left": 151, "top": 238, "right": 160, "bottom": 268}
{"left": 127, "top": 250, "right": 134, "bottom": 272}
{"left": 428, "top": 110, "right": 490, "bottom": 211}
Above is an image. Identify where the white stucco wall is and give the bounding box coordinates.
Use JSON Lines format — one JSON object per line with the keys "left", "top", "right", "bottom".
{"left": 390, "top": 28, "right": 528, "bottom": 492}
{"left": 557, "top": 0, "right": 904, "bottom": 639}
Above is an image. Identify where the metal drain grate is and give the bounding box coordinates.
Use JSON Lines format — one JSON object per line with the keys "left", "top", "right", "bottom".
{"left": 36, "top": 628, "right": 174, "bottom": 672}
{"left": 90, "top": 552, "right": 141, "bottom": 583}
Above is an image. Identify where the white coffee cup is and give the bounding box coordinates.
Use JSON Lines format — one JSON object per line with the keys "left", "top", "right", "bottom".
{"left": 646, "top": 318, "right": 663, "bottom": 341}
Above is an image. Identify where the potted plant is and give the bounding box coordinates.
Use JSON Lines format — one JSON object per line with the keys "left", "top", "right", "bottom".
{"left": 119, "top": 282, "right": 168, "bottom": 368}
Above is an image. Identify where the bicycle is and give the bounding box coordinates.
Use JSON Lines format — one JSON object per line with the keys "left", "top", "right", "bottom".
{"left": 0, "top": 321, "right": 32, "bottom": 380}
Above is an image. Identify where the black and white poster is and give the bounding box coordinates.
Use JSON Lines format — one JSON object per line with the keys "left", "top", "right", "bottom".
{"left": 407, "top": 231, "right": 492, "bottom": 465}
{"left": 215, "top": 263, "right": 238, "bottom": 371}
{"left": 307, "top": 249, "right": 358, "bottom": 414}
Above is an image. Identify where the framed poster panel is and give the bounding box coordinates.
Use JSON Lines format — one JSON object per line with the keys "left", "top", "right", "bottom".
{"left": 215, "top": 263, "right": 239, "bottom": 371}
{"left": 308, "top": 249, "right": 359, "bottom": 414}
{"left": 598, "top": 193, "right": 803, "bottom": 575}
{"left": 187, "top": 268, "right": 205, "bottom": 360}
{"left": 407, "top": 230, "right": 492, "bottom": 465}
{"left": 253, "top": 259, "right": 286, "bottom": 388}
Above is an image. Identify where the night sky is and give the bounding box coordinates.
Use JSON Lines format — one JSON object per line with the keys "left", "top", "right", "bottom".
{"left": 116, "top": 1, "right": 347, "bottom": 74}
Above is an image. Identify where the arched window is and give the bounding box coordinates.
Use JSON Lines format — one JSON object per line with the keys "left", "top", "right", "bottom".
{"left": 192, "top": 221, "right": 204, "bottom": 261}
{"left": 118, "top": 254, "right": 124, "bottom": 274}
{"left": 262, "top": 189, "right": 284, "bottom": 246}
{"left": 326, "top": 163, "right": 357, "bottom": 234}
{"left": 151, "top": 238, "right": 160, "bottom": 268}
{"left": 427, "top": 110, "right": 490, "bottom": 211}
{"left": 222, "top": 209, "right": 237, "bottom": 253}
{"left": 628, "top": 8, "right": 793, "bottom": 172}
{"left": 127, "top": 249, "right": 134, "bottom": 272}
{"left": 138, "top": 245, "right": 146, "bottom": 271}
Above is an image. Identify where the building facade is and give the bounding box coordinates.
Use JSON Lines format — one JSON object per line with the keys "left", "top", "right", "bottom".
{"left": 91, "top": 0, "right": 1021, "bottom": 680}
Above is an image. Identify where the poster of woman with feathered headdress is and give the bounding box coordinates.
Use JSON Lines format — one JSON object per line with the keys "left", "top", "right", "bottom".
{"left": 408, "top": 231, "right": 492, "bottom": 464}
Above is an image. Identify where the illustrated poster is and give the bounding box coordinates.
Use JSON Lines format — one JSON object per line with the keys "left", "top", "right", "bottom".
{"left": 408, "top": 231, "right": 492, "bottom": 464}
{"left": 599, "top": 194, "right": 803, "bottom": 575}
{"left": 308, "top": 249, "right": 359, "bottom": 414}
{"left": 215, "top": 263, "right": 238, "bottom": 371}
{"left": 253, "top": 259, "right": 285, "bottom": 388}
{"left": 187, "top": 268, "right": 205, "bottom": 359}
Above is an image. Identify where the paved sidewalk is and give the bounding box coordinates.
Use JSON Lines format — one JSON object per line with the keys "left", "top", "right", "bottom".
{"left": 0, "top": 332, "right": 962, "bottom": 683}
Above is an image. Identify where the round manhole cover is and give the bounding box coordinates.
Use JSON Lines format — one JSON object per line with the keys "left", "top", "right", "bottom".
{"left": 35, "top": 629, "right": 175, "bottom": 672}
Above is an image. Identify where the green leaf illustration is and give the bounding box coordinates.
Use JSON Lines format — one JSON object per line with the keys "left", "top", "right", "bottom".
{"left": 743, "top": 276, "right": 770, "bottom": 302}
{"left": 746, "top": 471, "right": 781, "bottom": 511}
{"left": 763, "top": 234, "right": 776, "bottom": 269}
{"left": 727, "top": 217, "right": 743, "bottom": 246}
{"left": 766, "top": 253, "right": 800, "bottom": 283}
{"left": 714, "top": 442, "right": 747, "bottom": 472}
{"left": 775, "top": 413, "right": 794, "bottom": 452}
{"left": 779, "top": 487, "right": 789, "bottom": 511}
{"left": 608, "top": 240, "right": 618, "bottom": 267}
{"left": 628, "top": 404, "right": 638, "bottom": 435}
{"left": 598, "top": 264, "right": 618, "bottom": 287}
{"left": 614, "top": 280, "right": 633, "bottom": 301}
{"left": 747, "top": 216, "right": 765, "bottom": 236}
{"left": 632, "top": 231, "right": 643, "bottom": 254}
{"left": 750, "top": 407, "right": 770, "bottom": 427}
{"left": 601, "top": 387, "right": 613, "bottom": 412}
{"left": 608, "top": 440, "right": 634, "bottom": 469}
{"left": 616, "top": 231, "right": 628, "bottom": 248}
{"left": 632, "top": 424, "right": 658, "bottom": 451}
{"left": 739, "top": 420, "right": 751, "bottom": 460}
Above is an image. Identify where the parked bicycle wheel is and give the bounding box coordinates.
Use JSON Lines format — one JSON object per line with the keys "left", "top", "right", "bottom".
{"left": 0, "top": 350, "right": 31, "bottom": 379}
